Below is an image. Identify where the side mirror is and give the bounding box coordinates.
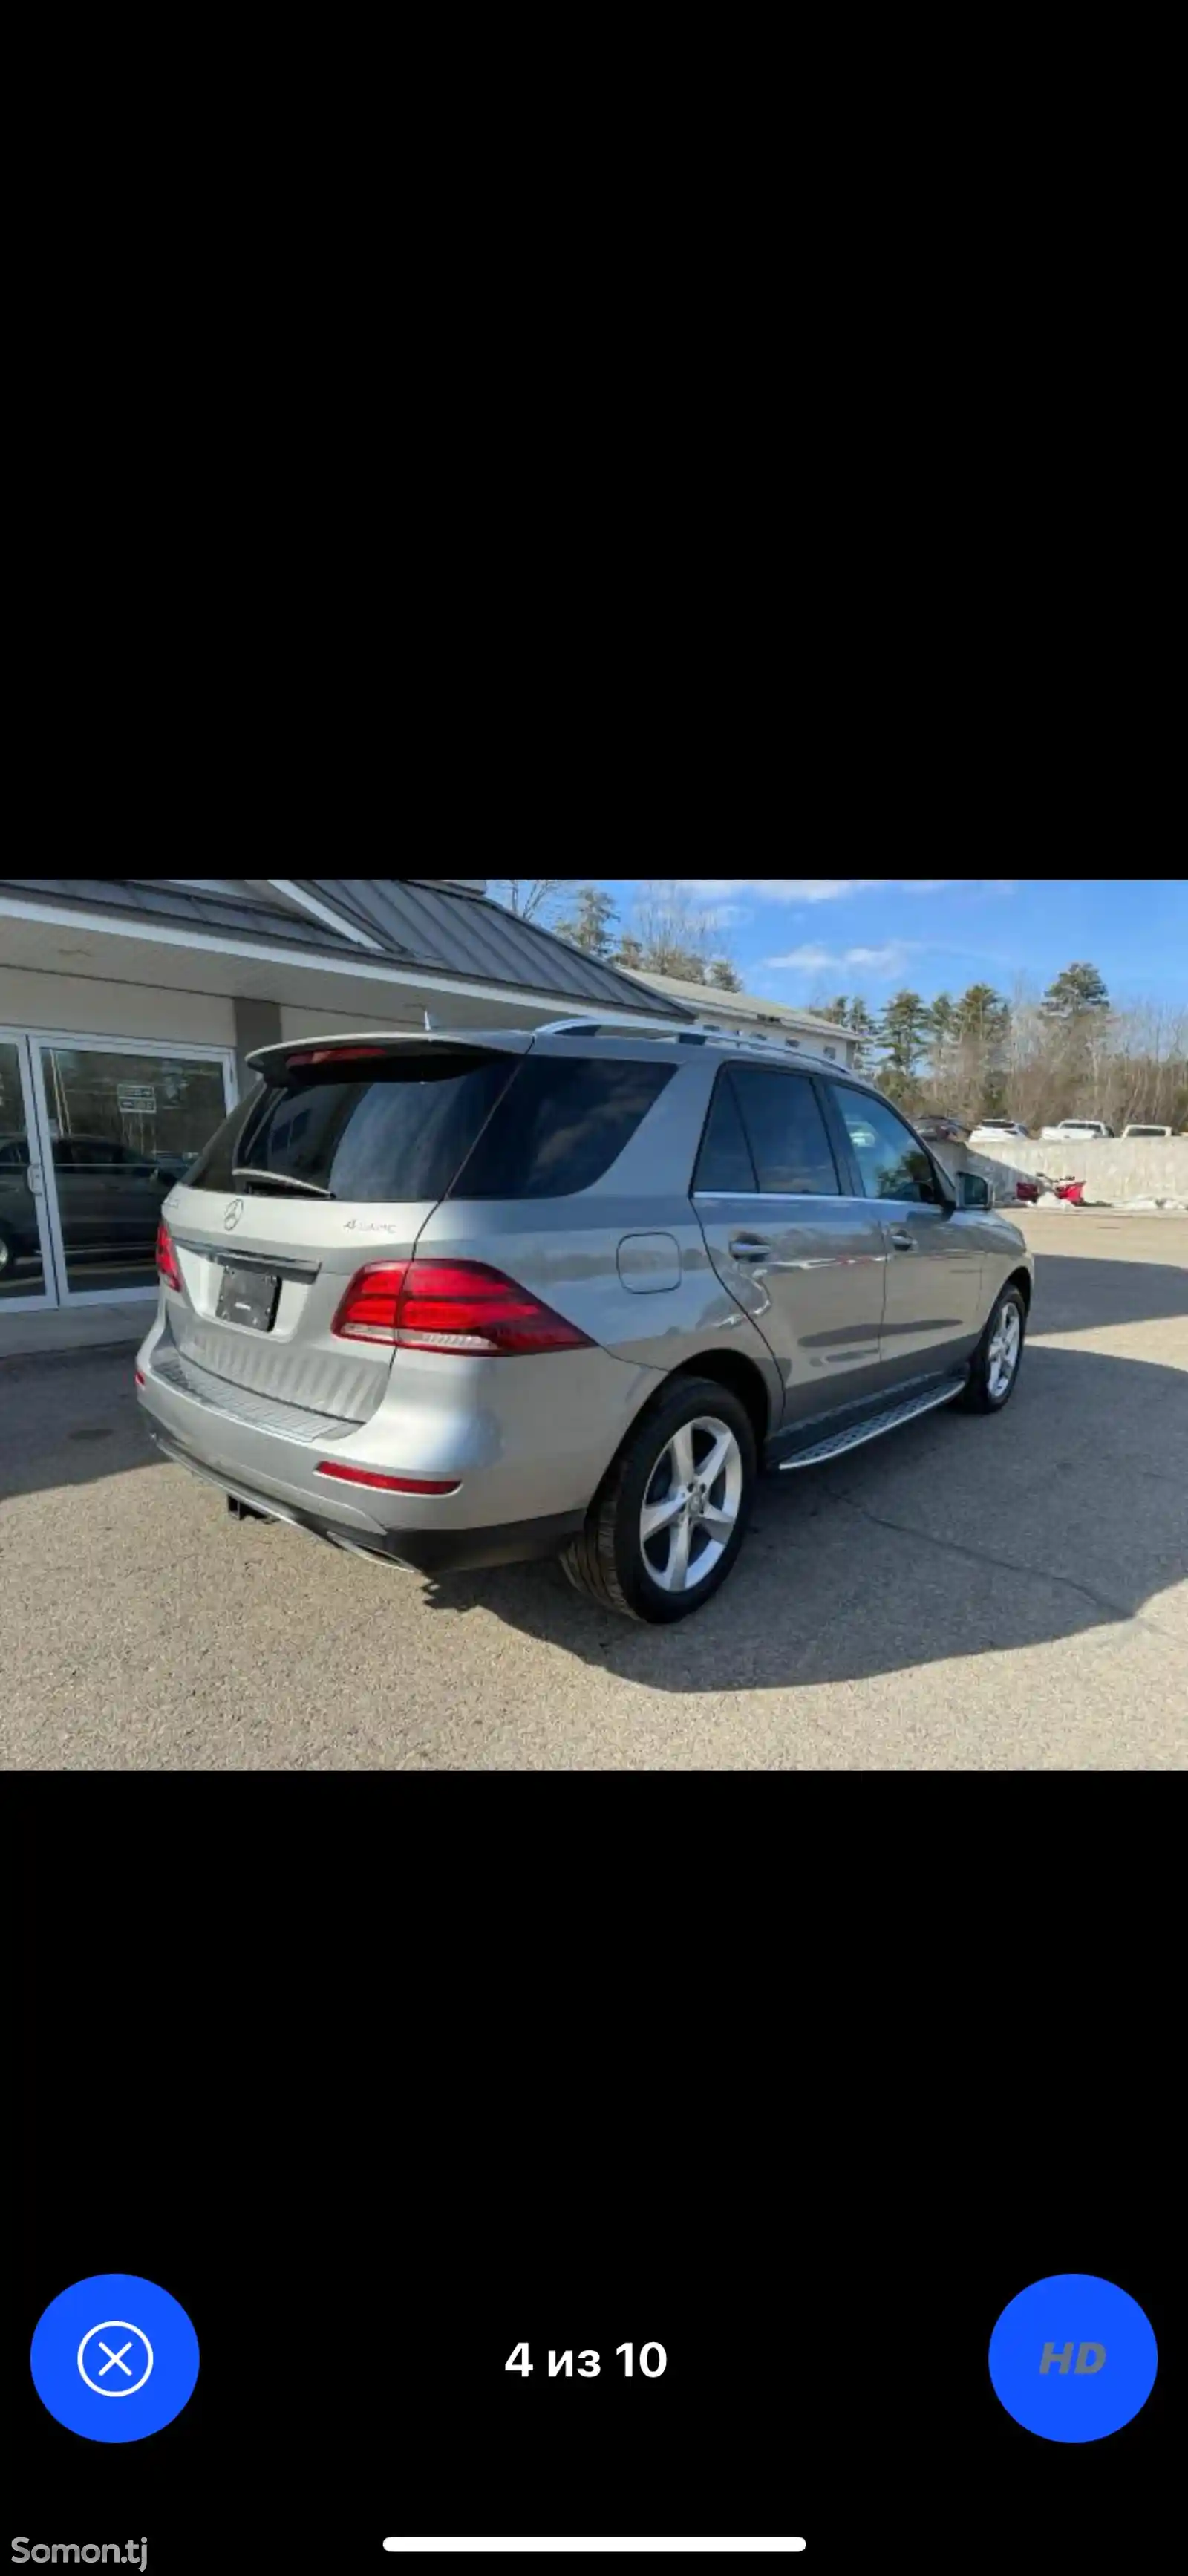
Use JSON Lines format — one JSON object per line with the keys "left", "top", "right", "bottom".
{"left": 960, "top": 1172, "right": 990, "bottom": 1210}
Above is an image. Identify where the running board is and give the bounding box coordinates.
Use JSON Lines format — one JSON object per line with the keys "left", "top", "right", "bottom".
{"left": 775, "top": 1375, "right": 966, "bottom": 1472}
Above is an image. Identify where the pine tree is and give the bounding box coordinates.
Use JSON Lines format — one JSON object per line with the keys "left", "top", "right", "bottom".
{"left": 1042, "top": 962, "right": 1109, "bottom": 1017}
{"left": 846, "top": 995, "right": 878, "bottom": 1068}
{"left": 878, "top": 989, "right": 930, "bottom": 1079}
{"left": 555, "top": 884, "right": 618, "bottom": 958}
{"left": 708, "top": 959, "right": 743, "bottom": 991}
{"left": 953, "top": 982, "right": 1008, "bottom": 1043}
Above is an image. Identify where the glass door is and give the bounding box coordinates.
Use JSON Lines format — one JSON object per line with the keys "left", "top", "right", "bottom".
{"left": 0, "top": 1031, "right": 59, "bottom": 1308}
{"left": 29, "top": 1038, "right": 235, "bottom": 1302}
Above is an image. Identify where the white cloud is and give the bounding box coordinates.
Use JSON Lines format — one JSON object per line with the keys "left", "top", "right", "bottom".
{"left": 678, "top": 878, "right": 958, "bottom": 904}
{"left": 764, "top": 940, "right": 916, "bottom": 980}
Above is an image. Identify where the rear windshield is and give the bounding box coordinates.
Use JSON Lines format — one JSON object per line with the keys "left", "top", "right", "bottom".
{"left": 185, "top": 1051, "right": 519, "bottom": 1201}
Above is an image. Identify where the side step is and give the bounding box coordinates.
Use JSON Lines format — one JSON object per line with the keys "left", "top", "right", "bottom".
{"left": 776, "top": 1375, "right": 967, "bottom": 1473}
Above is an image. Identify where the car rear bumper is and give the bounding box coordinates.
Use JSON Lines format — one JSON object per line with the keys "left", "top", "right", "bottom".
{"left": 146, "top": 1421, "right": 584, "bottom": 1572}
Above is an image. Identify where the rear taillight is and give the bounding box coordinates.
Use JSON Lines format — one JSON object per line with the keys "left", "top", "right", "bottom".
{"left": 134, "top": 1368, "right": 146, "bottom": 1387}
{"left": 330, "top": 1260, "right": 591, "bottom": 1356}
{"left": 156, "top": 1221, "right": 182, "bottom": 1291}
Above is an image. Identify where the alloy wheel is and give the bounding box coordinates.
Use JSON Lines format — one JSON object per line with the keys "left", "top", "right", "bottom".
{"left": 987, "top": 1301, "right": 1022, "bottom": 1400}
{"left": 639, "top": 1415, "right": 744, "bottom": 1594}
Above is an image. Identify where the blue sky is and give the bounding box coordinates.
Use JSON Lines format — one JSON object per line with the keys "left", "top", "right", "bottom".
{"left": 596, "top": 879, "right": 1187, "bottom": 1008}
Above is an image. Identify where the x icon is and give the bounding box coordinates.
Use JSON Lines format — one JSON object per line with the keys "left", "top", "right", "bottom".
{"left": 97, "top": 2340, "right": 134, "bottom": 2377}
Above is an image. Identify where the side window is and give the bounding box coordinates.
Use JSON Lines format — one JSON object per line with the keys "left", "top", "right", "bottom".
{"left": 829, "top": 1088, "right": 944, "bottom": 1205}
{"left": 450, "top": 1057, "right": 676, "bottom": 1199}
{"left": 729, "top": 1067, "right": 841, "bottom": 1196}
{"left": 693, "top": 1072, "right": 758, "bottom": 1193}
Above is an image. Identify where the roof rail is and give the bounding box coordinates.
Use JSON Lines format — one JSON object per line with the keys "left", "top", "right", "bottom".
{"left": 533, "top": 1014, "right": 850, "bottom": 1072}
{"left": 535, "top": 1014, "right": 696, "bottom": 1040}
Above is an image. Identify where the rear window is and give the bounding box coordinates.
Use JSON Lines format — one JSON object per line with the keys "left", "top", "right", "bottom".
{"left": 448, "top": 1056, "right": 675, "bottom": 1199}
{"left": 185, "top": 1051, "right": 519, "bottom": 1201}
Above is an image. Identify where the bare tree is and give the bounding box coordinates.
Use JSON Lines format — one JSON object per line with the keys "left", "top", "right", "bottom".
{"left": 487, "top": 880, "right": 567, "bottom": 925}
{"left": 628, "top": 881, "right": 730, "bottom": 982}
{"left": 993, "top": 972, "right": 1188, "bottom": 1133}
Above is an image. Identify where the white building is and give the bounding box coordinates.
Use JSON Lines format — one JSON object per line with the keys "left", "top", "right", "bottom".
{"left": 621, "top": 968, "right": 864, "bottom": 1069}
{"left": 0, "top": 876, "right": 687, "bottom": 1341}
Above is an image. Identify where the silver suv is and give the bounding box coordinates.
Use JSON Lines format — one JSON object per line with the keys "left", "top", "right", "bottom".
{"left": 135, "top": 1017, "right": 1035, "bottom": 1623}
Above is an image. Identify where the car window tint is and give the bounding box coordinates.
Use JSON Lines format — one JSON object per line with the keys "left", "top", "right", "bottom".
{"left": 729, "top": 1067, "right": 840, "bottom": 1195}
{"left": 451, "top": 1057, "right": 675, "bottom": 1199}
{"left": 693, "top": 1072, "right": 758, "bottom": 1192}
{"left": 187, "top": 1053, "right": 519, "bottom": 1201}
{"left": 829, "top": 1087, "right": 943, "bottom": 1204}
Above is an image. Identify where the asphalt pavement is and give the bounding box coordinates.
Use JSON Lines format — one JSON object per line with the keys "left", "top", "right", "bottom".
{"left": 2, "top": 1213, "right": 1185, "bottom": 1769}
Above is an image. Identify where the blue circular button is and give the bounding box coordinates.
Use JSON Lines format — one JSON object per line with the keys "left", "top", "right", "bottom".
{"left": 989, "top": 2273, "right": 1157, "bottom": 2442}
{"left": 30, "top": 2274, "right": 200, "bottom": 2443}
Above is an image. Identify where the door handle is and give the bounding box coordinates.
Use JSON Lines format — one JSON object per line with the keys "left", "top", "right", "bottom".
{"left": 729, "top": 1235, "right": 772, "bottom": 1261}
{"left": 27, "top": 1161, "right": 45, "bottom": 1197}
{"left": 889, "top": 1229, "right": 916, "bottom": 1251}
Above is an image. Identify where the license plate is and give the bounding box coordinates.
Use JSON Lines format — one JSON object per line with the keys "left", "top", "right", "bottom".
{"left": 216, "top": 1263, "right": 281, "bottom": 1332}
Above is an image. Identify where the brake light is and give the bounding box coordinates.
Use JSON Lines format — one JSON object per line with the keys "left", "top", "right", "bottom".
{"left": 316, "top": 1462, "right": 460, "bottom": 1494}
{"left": 156, "top": 1221, "right": 182, "bottom": 1291}
{"left": 134, "top": 1368, "right": 146, "bottom": 1386}
{"left": 285, "top": 1046, "right": 390, "bottom": 1067}
{"left": 330, "top": 1260, "right": 591, "bottom": 1355}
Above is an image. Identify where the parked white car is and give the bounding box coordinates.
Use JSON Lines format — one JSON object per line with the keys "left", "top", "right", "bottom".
{"left": 971, "top": 1119, "right": 1031, "bottom": 1141}
{"left": 1120, "top": 1123, "right": 1172, "bottom": 1140}
{"left": 1040, "top": 1119, "right": 1115, "bottom": 1142}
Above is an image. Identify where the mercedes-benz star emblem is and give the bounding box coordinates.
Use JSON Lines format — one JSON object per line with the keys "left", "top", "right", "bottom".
{"left": 224, "top": 1199, "right": 244, "bottom": 1231}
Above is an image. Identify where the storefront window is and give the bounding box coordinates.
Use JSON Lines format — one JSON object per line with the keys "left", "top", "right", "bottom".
{"left": 0, "top": 1040, "right": 48, "bottom": 1300}
{"left": 36, "top": 1046, "right": 230, "bottom": 1294}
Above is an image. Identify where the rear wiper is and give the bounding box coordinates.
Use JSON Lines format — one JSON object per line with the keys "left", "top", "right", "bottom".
{"left": 232, "top": 1167, "right": 336, "bottom": 1200}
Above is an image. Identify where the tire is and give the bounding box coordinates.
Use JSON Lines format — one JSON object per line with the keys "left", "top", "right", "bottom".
{"left": 561, "top": 1375, "right": 758, "bottom": 1624}
{"left": 0, "top": 1222, "right": 17, "bottom": 1279}
{"left": 960, "top": 1281, "right": 1027, "bottom": 1413}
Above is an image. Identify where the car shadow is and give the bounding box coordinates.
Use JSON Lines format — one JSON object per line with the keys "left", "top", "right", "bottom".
{"left": 417, "top": 1343, "right": 1188, "bottom": 1692}
{"left": 1023, "top": 1250, "right": 1188, "bottom": 1331}
{"left": 0, "top": 1343, "right": 164, "bottom": 1504}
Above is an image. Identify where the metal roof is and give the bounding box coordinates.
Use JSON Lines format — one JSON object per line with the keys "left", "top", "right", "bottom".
{"left": 1, "top": 876, "right": 690, "bottom": 1016}
{"left": 302, "top": 880, "right": 691, "bottom": 1013}
{"left": 0, "top": 878, "right": 365, "bottom": 956}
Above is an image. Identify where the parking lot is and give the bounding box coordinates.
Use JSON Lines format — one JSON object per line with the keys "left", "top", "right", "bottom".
{"left": 2, "top": 1212, "right": 1186, "bottom": 1770}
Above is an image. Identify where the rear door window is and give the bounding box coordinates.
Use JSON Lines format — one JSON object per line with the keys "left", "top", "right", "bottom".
{"left": 450, "top": 1056, "right": 675, "bottom": 1199}
{"left": 185, "top": 1050, "right": 520, "bottom": 1201}
{"left": 728, "top": 1066, "right": 841, "bottom": 1195}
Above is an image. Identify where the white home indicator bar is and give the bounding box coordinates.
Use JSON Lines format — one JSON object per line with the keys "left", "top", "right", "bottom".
{"left": 382, "top": 2546, "right": 806, "bottom": 2557}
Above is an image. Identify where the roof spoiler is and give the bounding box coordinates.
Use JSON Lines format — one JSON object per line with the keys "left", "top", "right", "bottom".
{"left": 245, "top": 1028, "right": 535, "bottom": 1074}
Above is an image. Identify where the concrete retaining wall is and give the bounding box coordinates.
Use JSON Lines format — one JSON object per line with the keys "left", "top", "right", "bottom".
{"left": 962, "top": 1137, "right": 1188, "bottom": 1205}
